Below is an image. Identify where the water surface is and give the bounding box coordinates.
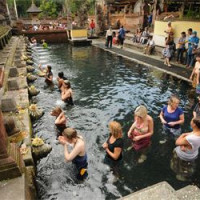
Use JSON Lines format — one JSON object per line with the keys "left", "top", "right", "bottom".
{"left": 32, "top": 44, "right": 199, "bottom": 200}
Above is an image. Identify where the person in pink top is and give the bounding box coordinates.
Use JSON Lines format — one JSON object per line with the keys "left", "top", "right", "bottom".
{"left": 128, "top": 105, "right": 154, "bottom": 163}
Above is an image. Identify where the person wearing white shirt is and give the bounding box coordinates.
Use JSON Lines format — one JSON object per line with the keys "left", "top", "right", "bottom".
{"left": 106, "top": 26, "right": 113, "bottom": 48}
{"left": 144, "top": 35, "right": 155, "bottom": 55}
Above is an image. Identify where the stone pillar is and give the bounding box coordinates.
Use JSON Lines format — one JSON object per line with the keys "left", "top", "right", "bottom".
{"left": 0, "top": 110, "right": 24, "bottom": 181}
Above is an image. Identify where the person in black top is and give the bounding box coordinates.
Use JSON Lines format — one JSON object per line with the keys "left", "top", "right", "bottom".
{"left": 45, "top": 65, "right": 53, "bottom": 85}
{"left": 103, "top": 121, "right": 123, "bottom": 167}
{"left": 193, "top": 95, "right": 200, "bottom": 118}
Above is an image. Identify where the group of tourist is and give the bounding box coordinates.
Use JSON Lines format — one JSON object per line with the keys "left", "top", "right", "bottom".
{"left": 162, "top": 22, "right": 199, "bottom": 67}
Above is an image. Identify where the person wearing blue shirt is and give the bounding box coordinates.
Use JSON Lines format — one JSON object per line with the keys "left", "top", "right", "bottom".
{"left": 118, "top": 26, "right": 126, "bottom": 49}
{"left": 186, "top": 31, "right": 199, "bottom": 68}
{"left": 159, "top": 95, "right": 184, "bottom": 139}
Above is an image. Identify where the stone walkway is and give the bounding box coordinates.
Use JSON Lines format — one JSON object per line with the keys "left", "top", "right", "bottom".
{"left": 92, "top": 40, "right": 192, "bottom": 83}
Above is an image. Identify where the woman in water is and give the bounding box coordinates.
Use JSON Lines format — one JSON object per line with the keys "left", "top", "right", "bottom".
{"left": 61, "top": 80, "right": 74, "bottom": 105}
{"left": 51, "top": 106, "right": 67, "bottom": 136}
{"left": 159, "top": 95, "right": 184, "bottom": 138}
{"left": 58, "top": 128, "right": 88, "bottom": 180}
{"left": 127, "top": 105, "right": 154, "bottom": 163}
{"left": 171, "top": 117, "right": 200, "bottom": 181}
{"left": 57, "top": 72, "right": 67, "bottom": 91}
{"left": 39, "top": 64, "right": 53, "bottom": 85}
{"left": 103, "top": 121, "right": 123, "bottom": 168}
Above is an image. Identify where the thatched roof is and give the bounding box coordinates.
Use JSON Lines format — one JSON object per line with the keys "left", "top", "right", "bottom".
{"left": 27, "top": 3, "right": 42, "bottom": 13}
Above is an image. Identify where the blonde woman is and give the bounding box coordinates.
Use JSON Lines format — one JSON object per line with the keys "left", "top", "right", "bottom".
{"left": 51, "top": 106, "right": 67, "bottom": 136}
{"left": 159, "top": 95, "right": 184, "bottom": 138}
{"left": 127, "top": 105, "right": 154, "bottom": 162}
{"left": 103, "top": 121, "right": 123, "bottom": 167}
{"left": 58, "top": 128, "right": 88, "bottom": 180}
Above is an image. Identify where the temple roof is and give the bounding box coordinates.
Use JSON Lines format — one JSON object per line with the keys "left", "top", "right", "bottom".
{"left": 27, "top": 3, "right": 42, "bottom": 13}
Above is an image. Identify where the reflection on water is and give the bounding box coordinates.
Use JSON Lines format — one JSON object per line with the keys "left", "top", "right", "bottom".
{"left": 32, "top": 44, "right": 200, "bottom": 200}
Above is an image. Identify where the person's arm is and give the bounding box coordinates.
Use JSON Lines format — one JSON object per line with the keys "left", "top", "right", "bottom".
{"left": 190, "top": 65, "right": 196, "bottom": 79}
{"left": 159, "top": 110, "right": 167, "bottom": 124}
{"left": 55, "top": 112, "right": 66, "bottom": 125}
{"left": 193, "top": 111, "right": 197, "bottom": 119}
{"left": 175, "top": 133, "right": 191, "bottom": 146}
{"left": 168, "top": 113, "right": 184, "bottom": 127}
{"left": 46, "top": 74, "right": 53, "bottom": 82}
{"left": 134, "top": 116, "right": 154, "bottom": 141}
{"left": 63, "top": 142, "right": 83, "bottom": 162}
{"left": 127, "top": 122, "right": 135, "bottom": 137}
{"left": 105, "top": 147, "right": 122, "bottom": 160}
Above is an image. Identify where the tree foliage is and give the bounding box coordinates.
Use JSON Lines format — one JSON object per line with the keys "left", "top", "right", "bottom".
{"left": 39, "top": 0, "right": 58, "bottom": 18}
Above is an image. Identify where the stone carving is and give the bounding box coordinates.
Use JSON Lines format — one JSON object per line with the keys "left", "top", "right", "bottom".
{"left": 32, "top": 137, "right": 52, "bottom": 160}
{"left": 26, "top": 65, "right": 35, "bottom": 72}
{"left": 27, "top": 73, "right": 37, "bottom": 82}
{"left": 7, "top": 79, "right": 20, "bottom": 90}
{"left": 26, "top": 60, "right": 34, "bottom": 65}
{"left": 9, "top": 67, "right": 19, "bottom": 77}
{"left": 29, "top": 104, "right": 44, "bottom": 120}
{"left": 1, "top": 96, "right": 17, "bottom": 112}
{"left": 28, "top": 85, "right": 40, "bottom": 96}
{"left": 4, "top": 116, "right": 20, "bottom": 136}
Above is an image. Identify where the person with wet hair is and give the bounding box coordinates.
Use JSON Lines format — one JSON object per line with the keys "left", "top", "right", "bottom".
{"left": 50, "top": 106, "right": 67, "bottom": 136}
{"left": 127, "top": 105, "right": 154, "bottom": 163}
{"left": 103, "top": 121, "right": 123, "bottom": 167}
{"left": 159, "top": 95, "right": 184, "bottom": 139}
{"left": 58, "top": 128, "right": 88, "bottom": 180}
{"left": 171, "top": 117, "right": 200, "bottom": 181}
{"left": 61, "top": 80, "right": 74, "bottom": 105}
{"left": 57, "top": 72, "right": 67, "bottom": 91}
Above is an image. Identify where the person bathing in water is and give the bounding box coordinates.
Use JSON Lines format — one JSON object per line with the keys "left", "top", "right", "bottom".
{"left": 58, "top": 128, "right": 88, "bottom": 180}
{"left": 57, "top": 72, "right": 67, "bottom": 91}
{"left": 61, "top": 80, "right": 74, "bottom": 105}
{"left": 127, "top": 105, "right": 154, "bottom": 163}
{"left": 39, "top": 64, "right": 53, "bottom": 85}
{"left": 51, "top": 106, "right": 67, "bottom": 137}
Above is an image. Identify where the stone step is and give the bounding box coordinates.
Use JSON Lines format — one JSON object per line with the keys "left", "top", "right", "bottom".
{"left": 0, "top": 174, "right": 25, "bottom": 200}
{"left": 176, "top": 185, "right": 200, "bottom": 200}
{"left": 121, "top": 181, "right": 179, "bottom": 200}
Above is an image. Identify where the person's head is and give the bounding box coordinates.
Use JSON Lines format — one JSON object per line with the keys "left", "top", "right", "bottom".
{"left": 134, "top": 105, "right": 147, "bottom": 122}
{"left": 47, "top": 65, "right": 51, "bottom": 72}
{"left": 192, "top": 31, "right": 197, "bottom": 37}
{"left": 168, "top": 95, "right": 180, "bottom": 109}
{"left": 91, "top": 19, "right": 93, "bottom": 22}
{"left": 109, "top": 121, "right": 122, "bottom": 139}
{"left": 191, "top": 117, "right": 200, "bottom": 130}
{"left": 196, "top": 52, "right": 200, "bottom": 62}
{"left": 181, "top": 32, "right": 186, "bottom": 37}
{"left": 188, "top": 28, "right": 193, "bottom": 35}
{"left": 121, "top": 25, "right": 123, "bottom": 29}
{"left": 58, "top": 72, "right": 64, "bottom": 78}
{"left": 51, "top": 106, "right": 62, "bottom": 117}
{"left": 62, "top": 128, "right": 77, "bottom": 143}
{"left": 167, "top": 21, "right": 171, "bottom": 26}
{"left": 149, "top": 35, "right": 153, "bottom": 40}
{"left": 64, "top": 80, "right": 71, "bottom": 88}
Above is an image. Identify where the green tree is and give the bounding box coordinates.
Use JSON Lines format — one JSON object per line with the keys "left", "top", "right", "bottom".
{"left": 39, "top": 0, "right": 58, "bottom": 18}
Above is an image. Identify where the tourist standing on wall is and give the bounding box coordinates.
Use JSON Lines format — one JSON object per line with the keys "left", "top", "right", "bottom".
{"left": 176, "top": 32, "right": 186, "bottom": 64}
{"left": 164, "top": 21, "right": 174, "bottom": 36}
{"left": 159, "top": 95, "right": 184, "bottom": 140}
{"left": 58, "top": 128, "right": 88, "bottom": 180}
{"left": 90, "top": 19, "right": 95, "bottom": 37}
{"left": 171, "top": 117, "right": 200, "bottom": 181}
{"left": 186, "top": 31, "right": 199, "bottom": 68}
{"left": 127, "top": 105, "right": 154, "bottom": 163}
{"left": 103, "top": 121, "right": 123, "bottom": 168}
{"left": 118, "top": 26, "right": 126, "bottom": 49}
{"left": 105, "top": 26, "right": 113, "bottom": 48}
